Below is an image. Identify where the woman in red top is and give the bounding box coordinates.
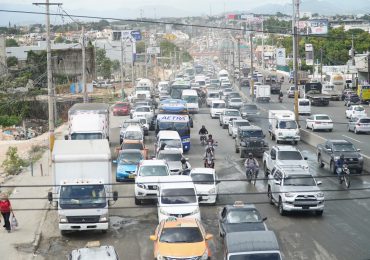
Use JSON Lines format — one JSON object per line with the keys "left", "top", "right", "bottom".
{"left": 0, "top": 193, "right": 12, "bottom": 233}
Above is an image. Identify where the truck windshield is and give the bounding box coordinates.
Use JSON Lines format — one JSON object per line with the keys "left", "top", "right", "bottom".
{"left": 229, "top": 253, "right": 281, "bottom": 260}
{"left": 158, "top": 153, "right": 182, "bottom": 161}
{"left": 159, "top": 139, "right": 182, "bottom": 149}
{"left": 161, "top": 188, "right": 196, "bottom": 204}
{"left": 71, "top": 133, "right": 103, "bottom": 140}
{"left": 138, "top": 166, "right": 168, "bottom": 177}
{"left": 241, "top": 130, "right": 263, "bottom": 138}
{"left": 183, "top": 95, "right": 198, "bottom": 103}
{"left": 278, "top": 151, "right": 303, "bottom": 160}
{"left": 59, "top": 185, "right": 106, "bottom": 209}
{"left": 191, "top": 173, "right": 214, "bottom": 185}
{"left": 212, "top": 103, "right": 225, "bottom": 108}
{"left": 278, "top": 120, "right": 297, "bottom": 129}
{"left": 284, "top": 175, "right": 316, "bottom": 186}
{"left": 333, "top": 143, "right": 356, "bottom": 152}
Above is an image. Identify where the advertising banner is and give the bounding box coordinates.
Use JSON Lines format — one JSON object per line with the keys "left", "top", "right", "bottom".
{"left": 305, "top": 44, "right": 314, "bottom": 65}
{"left": 307, "top": 19, "right": 328, "bottom": 35}
{"left": 276, "top": 48, "right": 286, "bottom": 66}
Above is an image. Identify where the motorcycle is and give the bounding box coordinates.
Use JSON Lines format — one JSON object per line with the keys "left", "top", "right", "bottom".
{"left": 204, "top": 152, "right": 215, "bottom": 168}
{"left": 200, "top": 134, "right": 207, "bottom": 145}
{"left": 337, "top": 164, "right": 351, "bottom": 188}
{"left": 278, "top": 95, "right": 283, "bottom": 103}
{"left": 206, "top": 141, "right": 218, "bottom": 158}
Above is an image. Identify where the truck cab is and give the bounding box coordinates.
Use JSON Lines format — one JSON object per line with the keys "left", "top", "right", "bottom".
{"left": 235, "top": 125, "right": 268, "bottom": 158}
{"left": 268, "top": 110, "right": 300, "bottom": 144}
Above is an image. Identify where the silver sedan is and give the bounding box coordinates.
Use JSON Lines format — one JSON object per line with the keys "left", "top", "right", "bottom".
{"left": 348, "top": 116, "right": 370, "bottom": 134}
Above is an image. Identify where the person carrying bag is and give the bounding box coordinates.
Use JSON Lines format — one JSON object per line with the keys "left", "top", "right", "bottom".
{"left": 0, "top": 193, "right": 12, "bottom": 233}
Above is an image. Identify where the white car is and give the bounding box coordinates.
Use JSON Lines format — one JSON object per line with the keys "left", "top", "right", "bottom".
{"left": 157, "top": 175, "right": 201, "bottom": 222}
{"left": 228, "top": 119, "right": 250, "bottom": 138}
{"left": 156, "top": 149, "right": 184, "bottom": 175}
{"left": 190, "top": 168, "right": 219, "bottom": 205}
{"left": 306, "top": 114, "right": 333, "bottom": 132}
{"left": 210, "top": 100, "right": 226, "bottom": 118}
{"left": 132, "top": 106, "right": 154, "bottom": 122}
{"left": 219, "top": 109, "right": 242, "bottom": 128}
{"left": 206, "top": 91, "right": 220, "bottom": 107}
{"left": 134, "top": 160, "right": 170, "bottom": 205}
{"left": 345, "top": 105, "right": 367, "bottom": 119}
{"left": 348, "top": 116, "right": 370, "bottom": 134}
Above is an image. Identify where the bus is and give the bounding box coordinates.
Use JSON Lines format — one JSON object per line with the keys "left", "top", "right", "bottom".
{"left": 357, "top": 85, "right": 370, "bottom": 103}
{"left": 170, "top": 80, "right": 191, "bottom": 99}
{"left": 156, "top": 99, "right": 193, "bottom": 152}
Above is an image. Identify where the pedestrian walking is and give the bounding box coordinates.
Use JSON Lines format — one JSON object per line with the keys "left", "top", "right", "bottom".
{"left": 0, "top": 193, "right": 12, "bottom": 233}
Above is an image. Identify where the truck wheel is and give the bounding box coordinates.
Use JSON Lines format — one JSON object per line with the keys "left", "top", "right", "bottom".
{"left": 135, "top": 197, "right": 141, "bottom": 205}
{"left": 235, "top": 145, "right": 239, "bottom": 153}
{"left": 271, "top": 134, "right": 275, "bottom": 141}
{"left": 267, "top": 186, "right": 273, "bottom": 205}
{"left": 330, "top": 161, "right": 336, "bottom": 174}
{"left": 222, "top": 124, "right": 227, "bottom": 129}
{"left": 318, "top": 155, "right": 324, "bottom": 168}
{"left": 240, "top": 150, "right": 245, "bottom": 158}
{"left": 101, "top": 229, "right": 107, "bottom": 234}
{"left": 60, "top": 230, "right": 68, "bottom": 236}
{"left": 278, "top": 197, "right": 286, "bottom": 216}
{"left": 316, "top": 210, "right": 323, "bottom": 216}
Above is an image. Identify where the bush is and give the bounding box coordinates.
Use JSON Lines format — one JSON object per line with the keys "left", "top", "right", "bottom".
{"left": 0, "top": 115, "right": 21, "bottom": 127}
{"left": 1, "top": 147, "right": 26, "bottom": 175}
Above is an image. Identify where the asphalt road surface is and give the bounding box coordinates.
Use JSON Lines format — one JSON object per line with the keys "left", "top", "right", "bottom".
{"left": 34, "top": 99, "right": 370, "bottom": 260}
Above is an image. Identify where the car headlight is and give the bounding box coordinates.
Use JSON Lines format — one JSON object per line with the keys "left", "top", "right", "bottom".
{"left": 136, "top": 183, "right": 145, "bottom": 189}
{"left": 200, "top": 249, "right": 209, "bottom": 260}
{"left": 159, "top": 208, "right": 171, "bottom": 216}
{"left": 304, "top": 165, "right": 309, "bottom": 170}
{"left": 317, "top": 192, "right": 324, "bottom": 198}
{"left": 285, "top": 192, "right": 294, "bottom": 197}
{"left": 183, "top": 138, "right": 190, "bottom": 143}
{"left": 99, "top": 214, "right": 108, "bottom": 222}
{"left": 59, "top": 215, "right": 67, "bottom": 223}
{"left": 191, "top": 207, "right": 200, "bottom": 215}
{"left": 359, "top": 155, "right": 363, "bottom": 161}
{"left": 209, "top": 187, "right": 216, "bottom": 194}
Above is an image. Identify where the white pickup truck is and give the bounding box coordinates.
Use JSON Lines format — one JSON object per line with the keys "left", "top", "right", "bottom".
{"left": 263, "top": 145, "right": 308, "bottom": 177}
{"left": 219, "top": 109, "right": 242, "bottom": 129}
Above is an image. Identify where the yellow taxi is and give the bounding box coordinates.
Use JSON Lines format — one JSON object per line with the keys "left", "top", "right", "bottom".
{"left": 150, "top": 217, "right": 213, "bottom": 260}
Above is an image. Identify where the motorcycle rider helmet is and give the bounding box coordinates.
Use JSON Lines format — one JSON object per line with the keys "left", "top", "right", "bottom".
{"left": 181, "top": 158, "right": 186, "bottom": 164}
{"left": 248, "top": 153, "right": 253, "bottom": 159}
{"left": 202, "top": 125, "right": 205, "bottom": 129}
{"left": 208, "top": 134, "right": 212, "bottom": 139}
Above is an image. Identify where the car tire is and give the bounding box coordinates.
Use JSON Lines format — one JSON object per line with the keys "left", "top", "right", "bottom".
{"left": 60, "top": 230, "right": 68, "bottom": 236}
{"left": 240, "top": 150, "right": 246, "bottom": 158}
{"left": 306, "top": 124, "right": 309, "bottom": 129}
{"left": 264, "top": 162, "right": 269, "bottom": 177}
{"left": 267, "top": 186, "right": 273, "bottom": 205}
{"left": 328, "top": 128, "right": 332, "bottom": 132}
{"left": 278, "top": 197, "right": 286, "bottom": 216}
{"left": 316, "top": 210, "right": 323, "bottom": 216}
{"left": 228, "top": 130, "right": 231, "bottom": 136}
{"left": 354, "top": 127, "right": 359, "bottom": 134}
{"left": 318, "top": 155, "right": 324, "bottom": 168}
{"left": 235, "top": 145, "right": 239, "bottom": 153}
{"left": 222, "top": 124, "right": 227, "bottom": 129}
{"left": 134, "top": 197, "right": 141, "bottom": 205}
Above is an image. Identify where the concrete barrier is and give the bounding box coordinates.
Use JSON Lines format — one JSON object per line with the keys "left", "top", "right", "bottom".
{"left": 300, "top": 129, "right": 370, "bottom": 173}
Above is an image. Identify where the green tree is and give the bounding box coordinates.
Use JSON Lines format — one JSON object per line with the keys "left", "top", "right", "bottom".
{"left": 54, "top": 36, "right": 64, "bottom": 43}
{"left": 6, "top": 56, "right": 18, "bottom": 67}
{"left": 96, "top": 48, "right": 112, "bottom": 78}
{"left": 5, "top": 38, "right": 19, "bottom": 47}
{"left": 112, "top": 60, "right": 120, "bottom": 71}
{"left": 136, "top": 41, "right": 145, "bottom": 53}
{"left": 1, "top": 147, "right": 26, "bottom": 176}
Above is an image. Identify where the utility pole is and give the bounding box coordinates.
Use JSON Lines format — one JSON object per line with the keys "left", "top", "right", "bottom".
{"left": 261, "top": 18, "right": 264, "bottom": 69}
{"left": 120, "top": 35, "right": 125, "bottom": 91}
{"left": 33, "top": 1, "right": 62, "bottom": 152}
{"left": 320, "top": 48, "right": 323, "bottom": 83}
{"left": 237, "top": 37, "right": 241, "bottom": 89}
{"left": 131, "top": 38, "right": 134, "bottom": 88}
{"left": 81, "top": 26, "right": 87, "bottom": 103}
{"left": 250, "top": 33, "right": 255, "bottom": 101}
{"left": 367, "top": 52, "right": 370, "bottom": 84}
{"left": 292, "top": 0, "right": 300, "bottom": 123}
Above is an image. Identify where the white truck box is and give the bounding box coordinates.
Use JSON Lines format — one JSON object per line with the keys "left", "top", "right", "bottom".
{"left": 268, "top": 110, "right": 300, "bottom": 144}
{"left": 67, "top": 103, "right": 109, "bottom": 140}
{"left": 256, "top": 85, "right": 271, "bottom": 102}
{"left": 49, "top": 140, "right": 117, "bottom": 234}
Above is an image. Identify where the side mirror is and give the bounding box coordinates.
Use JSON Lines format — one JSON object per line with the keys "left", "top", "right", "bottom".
{"left": 64, "top": 135, "right": 68, "bottom": 140}
{"left": 198, "top": 196, "right": 203, "bottom": 202}
{"left": 357, "top": 149, "right": 361, "bottom": 152}
{"left": 113, "top": 191, "right": 118, "bottom": 201}
{"left": 149, "top": 235, "right": 157, "bottom": 241}
{"left": 262, "top": 217, "right": 267, "bottom": 221}
{"left": 216, "top": 180, "right": 221, "bottom": 184}
{"left": 271, "top": 155, "right": 276, "bottom": 160}
{"left": 304, "top": 157, "right": 308, "bottom": 160}
{"left": 112, "top": 160, "right": 117, "bottom": 164}
{"left": 47, "top": 191, "right": 53, "bottom": 202}
{"left": 205, "top": 234, "right": 213, "bottom": 240}
{"left": 316, "top": 181, "right": 322, "bottom": 185}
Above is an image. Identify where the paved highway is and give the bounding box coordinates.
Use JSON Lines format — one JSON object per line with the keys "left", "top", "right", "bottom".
{"left": 35, "top": 97, "right": 370, "bottom": 259}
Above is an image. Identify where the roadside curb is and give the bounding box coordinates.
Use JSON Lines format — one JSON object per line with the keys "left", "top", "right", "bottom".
{"left": 30, "top": 200, "right": 50, "bottom": 259}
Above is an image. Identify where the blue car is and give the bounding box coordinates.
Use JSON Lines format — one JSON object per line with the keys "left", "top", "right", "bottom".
{"left": 115, "top": 149, "right": 143, "bottom": 182}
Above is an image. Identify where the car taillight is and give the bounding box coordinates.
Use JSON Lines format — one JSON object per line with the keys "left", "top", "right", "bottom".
{"left": 315, "top": 121, "right": 321, "bottom": 124}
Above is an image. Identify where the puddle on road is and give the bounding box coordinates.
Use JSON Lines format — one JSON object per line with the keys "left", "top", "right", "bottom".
{"left": 110, "top": 216, "right": 139, "bottom": 230}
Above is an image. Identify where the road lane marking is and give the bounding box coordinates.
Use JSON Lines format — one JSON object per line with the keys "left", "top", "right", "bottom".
{"left": 342, "top": 134, "right": 361, "bottom": 143}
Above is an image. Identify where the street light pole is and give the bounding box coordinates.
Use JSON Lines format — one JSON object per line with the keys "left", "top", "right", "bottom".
{"left": 250, "top": 33, "right": 255, "bottom": 102}
{"left": 82, "top": 26, "right": 87, "bottom": 103}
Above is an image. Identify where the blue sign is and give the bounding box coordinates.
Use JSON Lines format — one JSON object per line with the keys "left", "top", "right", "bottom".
{"left": 130, "top": 30, "right": 142, "bottom": 41}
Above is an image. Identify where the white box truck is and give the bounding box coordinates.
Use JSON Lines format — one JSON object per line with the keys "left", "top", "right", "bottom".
{"left": 48, "top": 140, "right": 118, "bottom": 235}
{"left": 256, "top": 84, "right": 271, "bottom": 102}
{"left": 268, "top": 110, "right": 300, "bottom": 144}
{"left": 66, "top": 103, "right": 110, "bottom": 140}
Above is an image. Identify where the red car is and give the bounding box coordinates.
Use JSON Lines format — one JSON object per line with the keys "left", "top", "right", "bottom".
{"left": 113, "top": 102, "right": 130, "bottom": 116}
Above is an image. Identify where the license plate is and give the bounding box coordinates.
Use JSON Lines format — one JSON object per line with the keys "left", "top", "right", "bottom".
{"left": 129, "top": 174, "right": 135, "bottom": 179}
{"left": 302, "top": 206, "right": 309, "bottom": 209}
{"left": 202, "top": 196, "right": 209, "bottom": 200}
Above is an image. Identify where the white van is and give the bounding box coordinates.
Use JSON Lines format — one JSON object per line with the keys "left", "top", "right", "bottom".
{"left": 295, "top": 98, "right": 311, "bottom": 115}
{"left": 156, "top": 130, "right": 183, "bottom": 155}
{"left": 182, "top": 89, "right": 199, "bottom": 113}
{"left": 210, "top": 100, "right": 226, "bottom": 119}
{"left": 157, "top": 175, "right": 201, "bottom": 222}
{"left": 206, "top": 91, "right": 220, "bottom": 107}
{"left": 123, "top": 125, "right": 144, "bottom": 142}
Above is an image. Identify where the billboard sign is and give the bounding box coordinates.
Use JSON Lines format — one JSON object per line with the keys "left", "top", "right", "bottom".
{"left": 305, "top": 44, "right": 314, "bottom": 66}
{"left": 276, "top": 48, "right": 286, "bottom": 66}
{"left": 147, "top": 47, "right": 160, "bottom": 54}
{"left": 130, "top": 30, "right": 142, "bottom": 41}
{"left": 307, "top": 19, "right": 328, "bottom": 35}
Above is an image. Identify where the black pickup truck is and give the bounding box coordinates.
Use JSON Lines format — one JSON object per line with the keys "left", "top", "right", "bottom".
{"left": 317, "top": 139, "right": 363, "bottom": 174}
{"left": 304, "top": 82, "right": 330, "bottom": 106}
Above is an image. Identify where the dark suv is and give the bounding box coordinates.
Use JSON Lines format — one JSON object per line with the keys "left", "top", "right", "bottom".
{"left": 235, "top": 125, "right": 268, "bottom": 158}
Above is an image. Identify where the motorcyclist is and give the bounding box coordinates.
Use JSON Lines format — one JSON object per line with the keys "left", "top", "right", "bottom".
{"left": 207, "top": 134, "right": 214, "bottom": 145}
{"left": 199, "top": 125, "right": 209, "bottom": 135}
{"left": 278, "top": 90, "right": 283, "bottom": 102}
{"left": 181, "top": 157, "right": 191, "bottom": 171}
{"left": 244, "top": 153, "right": 259, "bottom": 176}
{"left": 336, "top": 154, "right": 345, "bottom": 183}
{"left": 203, "top": 146, "right": 214, "bottom": 167}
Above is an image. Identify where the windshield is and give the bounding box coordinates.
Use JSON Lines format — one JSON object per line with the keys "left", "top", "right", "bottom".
{"left": 354, "top": 106, "right": 364, "bottom": 111}
{"left": 208, "top": 93, "right": 219, "bottom": 98}
{"left": 124, "top": 131, "right": 143, "bottom": 140}
{"left": 158, "top": 153, "right": 182, "bottom": 161}
{"left": 70, "top": 133, "right": 103, "bottom": 140}
{"left": 241, "top": 130, "right": 263, "bottom": 138}
{"left": 60, "top": 185, "right": 106, "bottom": 209}
{"left": 183, "top": 95, "right": 198, "bottom": 103}
{"left": 121, "top": 143, "right": 144, "bottom": 150}
{"left": 115, "top": 103, "right": 129, "bottom": 107}
{"left": 136, "top": 107, "right": 150, "bottom": 112}
{"left": 158, "top": 122, "right": 190, "bottom": 134}
{"left": 235, "top": 121, "right": 250, "bottom": 127}
{"left": 230, "top": 98, "right": 242, "bottom": 102}
{"left": 360, "top": 118, "right": 370, "bottom": 123}
{"left": 161, "top": 188, "right": 197, "bottom": 204}
{"left": 136, "top": 86, "right": 150, "bottom": 91}
{"left": 278, "top": 151, "right": 303, "bottom": 160}
{"left": 284, "top": 175, "right": 316, "bottom": 186}
{"left": 118, "top": 152, "right": 142, "bottom": 164}
{"left": 159, "top": 139, "right": 182, "bottom": 149}
{"left": 278, "top": 120, "right": 297, "bottom": 129}
{"left": 333, "top": 143, "right": 356, "bottom": 152}
{"left": 159, "top": 227, "right": 203, "bottom": 243}
{"left": 229, "top": 253, "right": 281, "bottom": 260}
{"left": 241, "top": 105, "right": 257, "bottom": 111}
{"left": 316, "top": 115, "right": 330, "bottom": 120}
{"left": 226, "top": 111, "right": 240, "bottom": 116}
{"left": 213, "top": 103, "right": 225, "bottom": 108}
{"left": 191, "top": 173, "right": 214, "bottom": 184}
{"left": 299, "top": 100, "right": 310, "bottom": 106}
{"left": 138, "top": 165, "right": 168, "bottom": 176}
{"left": 226, "top": 209, "right": 261, "bottom": 223}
